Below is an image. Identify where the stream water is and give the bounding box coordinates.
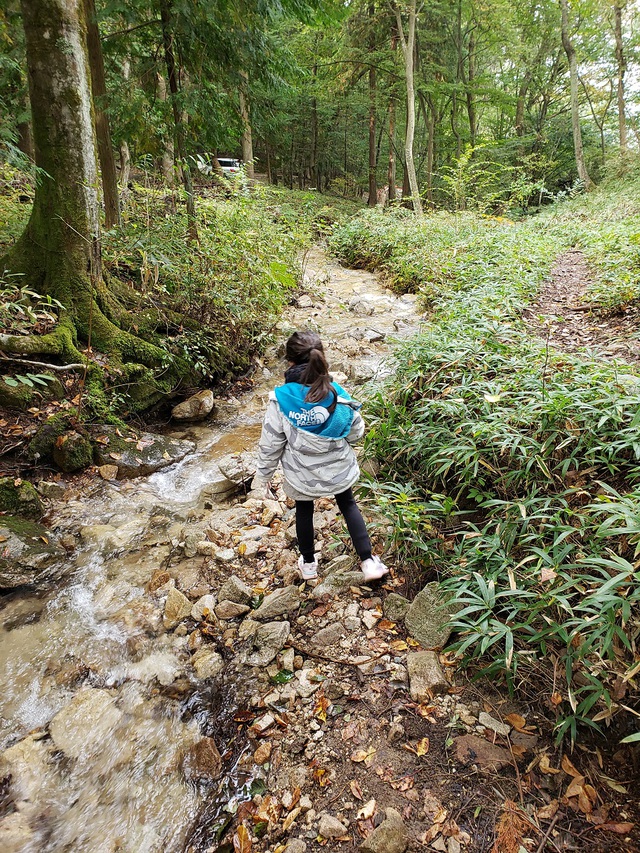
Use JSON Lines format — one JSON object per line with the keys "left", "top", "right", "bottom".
{"left": 0, "top": 250, "right": 421, "bottom": 852}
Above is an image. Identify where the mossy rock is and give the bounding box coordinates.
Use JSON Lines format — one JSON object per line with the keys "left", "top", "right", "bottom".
{"left": 52, "top": 430, "right": 94, "bottom": 473}
{"left": 89, "top": 425, "right": 195, "bottom": 478}
{"left": 0, "top": 515, "right": 66, "bottom": 590}
{"left": 28, "top": 409, "right": 79, "bottom": 461}
{"left": 0, "top": 478, "right": 44, "bottom": 519}
{"left": 0, "top": 375, "right": 64, "bottom": 412}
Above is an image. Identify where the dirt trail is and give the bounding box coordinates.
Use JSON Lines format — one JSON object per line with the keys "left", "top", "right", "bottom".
{"left": 526, "top": 249, "right": 640, "bottom": 361}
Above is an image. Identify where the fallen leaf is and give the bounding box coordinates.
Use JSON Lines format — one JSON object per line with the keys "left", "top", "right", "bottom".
{"left": 313, "top": 693, "right": 330, "bottom": 722}
{"left": 484, "top": 393, "right": 504, "bottom": 403}
{"left": 349, "top": 779, "right": 364, "bottom": 800}
{"left": 282, "top": 806, "right": 301, "bottom": 831}
{"left": 540, "top": 567, "right": 557, "bottom": 583}
{"left": 537, "top": 800, "right": 559, "bottom": 820}
{"left": 233, "top": 825, "right": 252, "bottom": 853}
{"left": 594, "top": 822, "right": 634, "bottom": 835}
{"left": 416, "top": 737, "right": 430, "bottom": 756}
{"left": 539, "top": 753, "right": 561, "bottom": 775}
{"left": 98, "top": 464, "right": 119, "bottom": 481}
{"left": 351, "top": 746, "right": 377, "bottom": 767}
{"left": 565, "top": 775, "right": 586, "bottom": 799}
{"left": 504, "top": 713, "right": 527, "bottom": 732}
{"left": 342, "top": 720, "right": 359, "bottom": 741}
{"left": 356, "top": 799, "right": 376, "bottom": 820}
{"left": 313, "top": 766, "right": 331, "bottom": 787}
{"left": 238, "top": 543, "right": 247, "bottom": 556}
{"left": 254, "top": 795, "right": 281, "bottom": 826}
{"left": 561, "top": 754, "right": 582, "bottom": 777}
{"left": 377, "top": 619, "right": 397, "bottom": 632}
{"left": 390, "top": 775, "right": 414, "bottom": 791}
{"left": 389, "top": 639, "right": 408, "bottom": 651}
{"left": 550, "top": 692, "right": 563, "bottom": 707}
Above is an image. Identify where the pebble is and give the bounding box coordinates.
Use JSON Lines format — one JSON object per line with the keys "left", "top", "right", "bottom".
{"left": 318, "top": 813, "right": 348, "bottom": 839}
{"left": 478, "top": 711, "right": 511, "bottom": 737}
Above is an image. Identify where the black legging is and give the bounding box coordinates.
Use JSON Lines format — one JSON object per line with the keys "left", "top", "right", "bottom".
{"left": 296, "top": 488, "right": 372, "bottom": 564}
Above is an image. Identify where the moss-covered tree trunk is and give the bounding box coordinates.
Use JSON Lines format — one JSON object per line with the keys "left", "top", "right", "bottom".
{"left": 1, "top": 0, "right": 182, "bottom": 385}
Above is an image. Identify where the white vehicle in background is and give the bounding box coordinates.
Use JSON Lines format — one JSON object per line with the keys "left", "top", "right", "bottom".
{"left": 217, "top": 157, "right": 242, "bottom": 178}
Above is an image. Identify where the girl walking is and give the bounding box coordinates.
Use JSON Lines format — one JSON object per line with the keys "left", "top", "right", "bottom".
{"left": 253, "top": 330, "right": 388, "bottom": 583}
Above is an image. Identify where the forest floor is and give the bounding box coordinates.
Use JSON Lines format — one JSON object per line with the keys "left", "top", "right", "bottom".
{"left": 527, "top": 249, "right": 640, "bottom": 362}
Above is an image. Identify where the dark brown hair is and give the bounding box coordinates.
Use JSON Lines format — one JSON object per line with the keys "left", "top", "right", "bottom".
{"left": 285, "top": 330, "right": 334, "bottom": 404}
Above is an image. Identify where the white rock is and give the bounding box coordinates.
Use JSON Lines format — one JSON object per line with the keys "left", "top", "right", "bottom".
{"left": 191, "top": 594, "right": 216, "bottom": 621}
{"left": 318, "top": 813, "right": 347, "bottom": 838}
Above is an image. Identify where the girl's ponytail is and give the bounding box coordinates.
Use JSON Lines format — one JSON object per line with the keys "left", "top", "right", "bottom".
{"left": 285, "top": 330, "right": 334, "bottom": 404}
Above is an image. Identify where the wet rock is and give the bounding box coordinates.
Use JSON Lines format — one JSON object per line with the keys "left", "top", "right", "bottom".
{"left": 0, "top": 515, "right": 65, "bottom": 590}
{"left": 163, "top": 587, "right": 192, "bottom": 628}
{"left": 360, "top": 807, "right": 407, "bottom": 853}
{"left": 296, "top": 294, "right": 314, "bottom": 308}
{"left": 405, "top": 582, "right": 453, "bottom": 648}
{"left": 148, "top": 569, "right": 171, "bottom": 592}
{"left": 0, "top": 477, "right": 43, "bottom": 518}
{"left": 191, "top": 594, "right": 216, "bottom": 621}
{"left": 127, "top": 651, "right": 181, "bottom": 685}
{"left": 182, "top": 736, "right": 222, "bottom": 780}
{"left": 253, "top": 740, "right": 272, "bottom": 765}
{"left": 253, "top": 585, "right": 301, "bottom": 620}
{"left": 98, "top": 464, "right": 119, "bottom": 481}
{"left": 199, "top": 471, "right": 238, "bottom": 498}
{"left": 246, "top": 621, "right": 290, "bottom": 667}
{"left": 478, "top": 712, "right": 511, "bottom": 737}
{"left": 219, "top": 574, "right": 253, "bottom": 604}
{"left": 0, "top": 734, "right": 52, "bottom": 805}
{"left": 310, "top": 623, "right": 345, "bottom": 647}
{"left": 217, "top": 452, "right": 256, "bottom": 484}
{"left": 318, "top": 814, "right": 348, "bottom": 839}
{"left": 171, "top": 389, "right": 215, "bottom": 421}
{"left": 349, "top": 295, "right": 376, "bottom": 316}
{"left": 0, "top": 812, "right": 34, "bottom": 851}
{"left": 191, "top": 647, "right": 224, "bottom": 679}
{"left": 49, "top": 688, "right": 123, "bottom": 759}
{"left": 407, "top": 651, "right": 449, "bottom": 700}
{"left": 312, "top": 571, "right": 365, "bottom": 598}
{"left": 79, "top": 522, "right": 141, "bottom": 554}
{"left": 52, "top": 430, "right": 94, "bottom": 472}
{"left": 36, "top": 480, "right": 67, "bottom": 501}
{"left": 454, "top": 734, "right": 512, "bottom": 772}
{"left": 383, "top": 593, "right": 410, "bottom": 622}
{"left": 93, "top": 426, "right": 195, "bottom": 479}
{"left": 215, "top": 600, "right": 251, "bottom": 620}
{"left": 215, "top": 547, "right": 237, "bottom": 562}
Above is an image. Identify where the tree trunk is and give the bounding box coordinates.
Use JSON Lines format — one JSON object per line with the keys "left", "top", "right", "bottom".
{"left": 367, "top": 1, "right": 377, "bottom": 207}
{"left": 614, "top": 0, "right": 628, "bottom": 156}
{"left": 83, "top": 0, "right": 120, "bottom": 228}
{"left": 466, "top": 30, "right": 477, "bottom": 147}
{"left": 119, "top": 140, "right": 131, "bottom": 188}
{"left": 395, "top": 0, "right": 422, "bottom": 214}
{"left": 559, "top": 0, "right": 593, "bottom": 189}
{"left": 156, "top": 71, "right": 175, "bottom": 185}
{"left": 17, "top": 120, "right": 35, "bottom": 161}
{"left": 160, "top": 0, "right": 198, "bottom": 240}
{"left": 387, "top": 97, "right": 397, "bottom": 203}
{"left": 239, "top": 71, "right": 255, "bottom": 179}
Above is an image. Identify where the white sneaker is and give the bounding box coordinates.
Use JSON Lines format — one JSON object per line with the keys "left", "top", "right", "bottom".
{"left": 298, "top": 555, "right": 318, "bottom": 581}
{"left": 360, "top": 555, "right": 389, "bottom": 582}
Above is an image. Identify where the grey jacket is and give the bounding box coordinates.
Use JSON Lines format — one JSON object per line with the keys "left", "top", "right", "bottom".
{"left": 254, "top": 391, "right": 364, "bottom": 499}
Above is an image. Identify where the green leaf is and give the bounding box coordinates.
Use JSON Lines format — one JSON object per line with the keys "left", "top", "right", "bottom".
{"left": 620, "top": 732, "right": 640, "bottom": 744}
{"left": 269, "top": 669, "right": 295, "bottom": 684}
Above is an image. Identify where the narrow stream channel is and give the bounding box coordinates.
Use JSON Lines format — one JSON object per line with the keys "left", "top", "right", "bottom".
{"left": 0, "top": 249, "right": 421, "bottom": 853}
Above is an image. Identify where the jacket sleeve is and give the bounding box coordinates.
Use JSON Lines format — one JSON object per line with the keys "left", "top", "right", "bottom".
{"left": 346, "top": 409, "right": 365, "bottom": 445}
{"left": 254, "top": 399, "right": 287, "bottom": 484}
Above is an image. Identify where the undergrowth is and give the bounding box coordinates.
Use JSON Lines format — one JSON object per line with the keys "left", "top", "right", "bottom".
{"left": 332, "top": 191, "right": 640, "bottom": 743}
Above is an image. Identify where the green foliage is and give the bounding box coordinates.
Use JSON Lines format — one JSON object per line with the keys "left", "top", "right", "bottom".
{"left": 349, "top": 192, "right": 640, "bottom": 741}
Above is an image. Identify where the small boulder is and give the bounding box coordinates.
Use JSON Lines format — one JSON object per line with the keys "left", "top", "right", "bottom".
{"left": 52, "top": 430, "right": 93, "bottom": 473}
{"left": 92, "top": 426, "right": 195, "bottom": 479}
{"left": 312, "top": 571, "right": 365, "bottom": 598}
{"left": 218, "top": 574, "right": 253, "bottom": 604}
{"left": 191, "top": 647, "right": 224, "bottom": 679}
{"left": 191, "top": 594, "right": 216, "bottom": 621}
{"left": 172, "top": 389, "right": 215, "bottom": 421}
{"left": 360, "top": 807, "right": 407, "bottom": 853}
{"left": 383, "top": 593, "right": 410, "bottom": 623}
{"left": 182, "top": 736, "right": 222, "bottom": 780}
{"left": 0, "top": 478, "right": 43, "bottom": 518}
{"left": 215, "top": 600, "right": 251, "bottom": 620}
{"left": 310, "top": 623, "right": 345, "bottom": 648}
{"left": 405, "top": 582, "right": 453, "bottom": 648}
{"left": 246, "top": 621, "right": 290, "bottom": 667}
{"left": 0, "top": 515, "right": 65, "bottom": 590}
{"left": 318, "top": 814, "right": 348, "bottom": 839}
{"left": 217, "top": 452, "right": 256, "bottom": 484}
{"left": 454, "top": 734, "right": 512, "bottom": 772}
{"left": 36, "top": 480, "right": 66, "bottom": 500}
{"left": 285, "top": 841, "right": 307, "bottom": 853}
{"left": 163, "top": 587, "right": 192, "bottom": 629}
{"left": 407, "top": 651, "right": 449, "bottom": 700}
{"left": 252, "top": 585, "right": 301, "bottom": 621}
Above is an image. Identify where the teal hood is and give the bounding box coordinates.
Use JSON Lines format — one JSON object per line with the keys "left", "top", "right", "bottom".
{"left": 274, "top": 381, "right": 359, "bottom": 438}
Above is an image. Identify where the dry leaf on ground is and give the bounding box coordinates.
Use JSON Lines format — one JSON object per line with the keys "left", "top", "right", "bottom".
{"left": 351, "top": 746, "right": 377, "bottom": 766}
{"left": 233, "top": 825, "right": 252, "bottom": 853}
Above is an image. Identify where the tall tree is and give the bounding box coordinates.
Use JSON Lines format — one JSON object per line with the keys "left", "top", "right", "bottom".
{"left": 83, "top": 0, "right": 120, "bottom": 228}
{"left": 613, "top": 0, "right": 628, "bottom": 156}
{"left": 559, "top": 0, "right": 593, "bottom": 189}
{"left": 367, "top": 1, "right": 377, "bottom": 206}
{"left": 394, "top": 0, "right": 422, "bottom": 213}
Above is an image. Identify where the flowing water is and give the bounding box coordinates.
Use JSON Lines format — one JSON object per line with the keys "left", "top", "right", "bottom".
{"left": 0, "top": 250, "right": 421, "bottom": 852}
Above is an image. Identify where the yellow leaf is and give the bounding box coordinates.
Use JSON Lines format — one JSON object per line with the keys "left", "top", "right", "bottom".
{"left": 313, "top": 693, "right": 330, "bottom": 722}
{"left": 538, "top": 753, "right": 561, "bottom": 775}
{"left": 561, "top": 755, "right": 582, "bottom": 778}
{"left": 233, "top": 824, "right": 252, "bottom": 853}
{"left": 351, "top": 746, "right": 377, "bottom": 767}
{"left": 282, "top": 807, "right": 301, "bottom": 831}
{"left": 504, "top": 713, "right": 527, "bottom": 732}
{"left": 415, "top": 737, "right": 430, "bottom": 756}
{"left": 389, "top": 640, "right": 408, "bottom": 651}
{"left": 238, "top": 543, "right": 247, "bottom": 556}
